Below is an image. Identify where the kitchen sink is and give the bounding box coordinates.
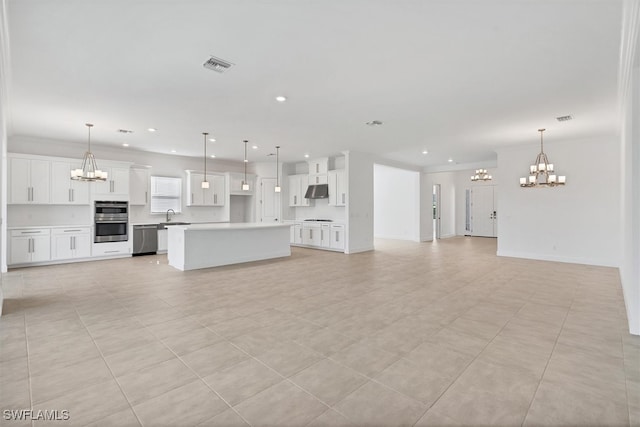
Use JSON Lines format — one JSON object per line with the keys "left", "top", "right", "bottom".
{"left": 157, "top": 222, "right": 190, "bottom": 230}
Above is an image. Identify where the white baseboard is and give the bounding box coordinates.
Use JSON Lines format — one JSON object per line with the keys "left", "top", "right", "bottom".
{"left": 496, "top": 250, "right": 620, "bottom": 268}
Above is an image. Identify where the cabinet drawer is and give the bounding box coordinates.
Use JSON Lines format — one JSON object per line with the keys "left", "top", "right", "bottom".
{"left": 11, "top": 229, "right": 51, "bottom": 237}
{"left": 52, "top": 227, "right": 91, "bottom": 235}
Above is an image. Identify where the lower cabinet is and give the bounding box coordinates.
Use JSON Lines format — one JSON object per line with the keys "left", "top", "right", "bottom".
{"left": 51, "top": 228, "right": 91, "bottom": 260}
{"left": 286, "top": 221, "right": 345, "bottom": 252}
{"left": 330, "top": 224, "right": 345, "bottom": 250}
{"left": 10, "top": 229, "right": 51, "bottom": 264}
{"left": 320, "top": 224, "right": 331, "bottom": 248}
{"left": 92, "top": 241, "right": 131, "bottom": 257}
{"left": 302, "top": 223, "right": 322, "bottom": 246}
{"left": 157, "top": 229, "right": 168, "bottom": 253}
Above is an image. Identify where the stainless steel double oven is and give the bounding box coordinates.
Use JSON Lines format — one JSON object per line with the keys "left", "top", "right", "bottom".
{"left": 94, "top": 201, "right": 128, "bottom": 243}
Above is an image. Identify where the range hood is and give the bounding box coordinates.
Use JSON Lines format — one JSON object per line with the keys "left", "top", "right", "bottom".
{"left": 304, "top": 184, "right": 329, "bottom": 199}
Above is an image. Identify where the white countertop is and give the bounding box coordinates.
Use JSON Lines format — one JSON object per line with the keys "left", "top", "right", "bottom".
{"left": 173, "top": 222, "right": 291, "bottom": 231}
{"left": 8, "top": 224, "right": 91, "bottom": 230}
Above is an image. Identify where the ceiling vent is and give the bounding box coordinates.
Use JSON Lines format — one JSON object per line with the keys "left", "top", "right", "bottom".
{"left": 366, "top": 120, "right": 383, "bottom": 126}
{"left": 203, "top": 56, "right": 234, "bottom": 73}
{"left": 556, "top": 115, "right": 573, "bottom": 122}
{"left": 117, "top": 129, "right": 133, "bottom": 134}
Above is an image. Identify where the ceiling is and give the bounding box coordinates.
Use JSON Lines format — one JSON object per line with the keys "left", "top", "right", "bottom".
{"left": 6, "top": 0, "right": 624, "bottom": 167}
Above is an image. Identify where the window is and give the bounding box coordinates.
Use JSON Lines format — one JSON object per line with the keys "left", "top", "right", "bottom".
{"left": 150, "top": 176, "right": 182, "bottom": 213}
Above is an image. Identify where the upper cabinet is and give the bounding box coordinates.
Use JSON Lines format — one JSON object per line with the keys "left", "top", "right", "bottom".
{"left": 186, "top": 171, "right": 225, "bottom": 206}
{"left": 308, "top": 158, "right": 329, "bottom": 176}
{"left": 130, "top": 167, "right": 150, "bottom": 206}
{"left": 92, "top": 163, "right": 130, "bottom": 199}
{"left": 9, "top": 155, "right": 51, "bottom": 204}
{"left": 328, "top": 169, "right": 347, "bottom": 206}
{"left": 228, "top": 172, "right": 256, "bottom": 195}
{"left": 51, "top": 161, "right": 90, "bottom": 205}
{"left": 288, "top": 174, "right": 310, "bottom": 207}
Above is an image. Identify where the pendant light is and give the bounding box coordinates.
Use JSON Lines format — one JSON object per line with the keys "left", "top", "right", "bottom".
{"left": 201, "top": 132, "right": 209, "bottom": 189}
{"left": 274, "top": 145, "right": 281, "bottom": 193}
{"left": 71, "top": 123, "right": 108, "bottom": 181}
{"left": 519, "top": 129, "right": 566, "bottom": 187}
{"left": 242, "top": 140, "right": 249, "bottom": 191}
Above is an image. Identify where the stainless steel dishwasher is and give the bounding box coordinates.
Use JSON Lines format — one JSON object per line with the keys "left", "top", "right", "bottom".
{"left": 132, "top": 224, "right": 158, "bottom": 255}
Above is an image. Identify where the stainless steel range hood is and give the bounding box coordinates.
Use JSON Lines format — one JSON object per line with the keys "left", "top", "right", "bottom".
{"left": 304, "top": 184, "right": 329, "bottom": 199}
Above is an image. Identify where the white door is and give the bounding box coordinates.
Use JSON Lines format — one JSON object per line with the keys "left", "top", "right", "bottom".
{"left": 433, "top": 184, "right": 441, "bottom": 239}
{"left": 470, "top": 186, "right": 497, "bottom": 237}
{"left": 260, "top": 178, "right": 280, "bottom": 222}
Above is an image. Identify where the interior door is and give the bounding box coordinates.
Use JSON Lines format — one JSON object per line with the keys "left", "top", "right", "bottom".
{"left": 260, "top": 178, "right": 280, "bottom": 222}
{"left": 433, "top": 184, "right": 441, "bottom": 239}
{"left": 470, "top": 185, "right": 496, "bottom": 237}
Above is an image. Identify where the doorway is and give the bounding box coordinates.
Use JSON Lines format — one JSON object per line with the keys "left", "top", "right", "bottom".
{"left": 260, "top": 178, "right": 280, "bottom": 222}
{"left": 469, "top": 185, "right": 497, "bottom": 237}
{"left": 433, "top": 184, "right": 441, "bottom": 239}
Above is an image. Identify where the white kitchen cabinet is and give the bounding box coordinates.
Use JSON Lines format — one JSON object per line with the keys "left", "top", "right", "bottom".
{"left": 291, "top": 222, "right": 302, "bottom": 244}
{"left": 228, "top": 172, "right": 255, "bottom": 195}
{"left": 51, "top": 227, "right": 91, "bottom": 260}
{"left": 130, "top": 167, "right": 150, "bottom": 206}
{"left": 308, "top": 158, "right": 328, "bottom": 175}
{"left": 330, "top": 224, "right": 345, "bottom": 250}
{"left": 51, "top": 161, "right": 90, "bottom": 205}
{"left": 308, "top": 174, "right": 328, "bottom": 185}
{"left": 320, "top": 224, "right": 331, "bottom": 248}
{"left": 92, "top": 164, "right": 130, "bottom": 199}
{"left": 288, "top": 174, "right": 310, "bottom": 207}
{"left": 302, "top": 223, "right": 322, "bottom": 246}
{"left": 9, "top": 157, "right": 51, "bottom": 204}
{"left": 9, "top": 229, "right": 51, "bottom": 264}
{"left": 92, "top": 241, "right": 131, "bottom": 257}
{"left": 186, "top": 171, "right": 225, "bottom": 206}
{"left": 157, "top": 229, "right": 168, "bottom": 253}
{"left": 328, "top": 169, "right": 347, "bottom": 206}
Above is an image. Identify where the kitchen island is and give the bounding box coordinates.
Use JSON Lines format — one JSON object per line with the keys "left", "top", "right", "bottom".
{"left": 167, "top": 222, "right": 291, "bottom": 271}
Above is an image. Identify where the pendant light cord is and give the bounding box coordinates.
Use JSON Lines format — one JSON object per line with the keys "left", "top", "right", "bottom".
{"left": 203, "top": 132, "right": 208, "bottom": 180}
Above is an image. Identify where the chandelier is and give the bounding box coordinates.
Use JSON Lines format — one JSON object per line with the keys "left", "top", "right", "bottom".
{"left": 519, "top": 129, "right": 566, "bottom": 187}
{"left": 71, "top": 123, "right": 107, "bottom": 181}
{"left": 471, "top": 169, "right": 491, "bottom": 182}
{"left": 274, "top": 145, "right": 281, "bottom": 193}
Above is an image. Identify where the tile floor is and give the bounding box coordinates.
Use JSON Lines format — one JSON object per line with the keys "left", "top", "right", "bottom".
{"left": 0, "top": 237, "right": 638, "bottom": 426}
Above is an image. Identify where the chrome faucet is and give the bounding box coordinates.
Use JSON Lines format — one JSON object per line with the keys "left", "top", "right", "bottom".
{"left": 166, "top": 209, "right": 175, "bottom": 222}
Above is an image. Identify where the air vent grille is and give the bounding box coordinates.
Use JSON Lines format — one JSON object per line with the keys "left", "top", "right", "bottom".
{"left": 117, "top": 129, "right": 133, "bottom": 134}
{"left": 556, "top": 115, "right": 573, "bottom": 122}
{"left": 203, "top": 56, "right": 233, "bottom": 73}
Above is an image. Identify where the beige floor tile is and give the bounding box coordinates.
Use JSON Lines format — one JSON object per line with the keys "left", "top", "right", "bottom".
{"left": 145, "top": 315, "right": 203, "bottom": 339}
{"left": 329, "top": 341, "right": 399, "bottom": 377}
{"left": 293, "top": 327, "right": 357, "bottom": 356}
{"left": 0, "top": 338, "right": 27, "bottom": 363}
{"left": 104, "top": 340, "right": 176, "bottom": 377}
{"left": 0, "top": 377, "right": 31, "bottom": 410}
{"left": 306, "top": 409, "right": 357, "bottom": 427}
{"left": 332, "top": 380, "right": 426, "bottom": 427}
{"left": 405, "top": 342, "right": 474, "bottom": 380}
{"left": 117, "top": 358, "right": 198, "bottom": 405}
{"left": 414, "top": 409, "right": 463, "bottom": 426}
{"left": 234, "top": 380, "right": 327, "bottom": 427}
{"left": 476, "top": 334, "right": 552, "bottom": 378}
{"left": 92, "top": 327, "right": 159, "bottom": 357}
{"left": 30, "top": 357, "right": 114, "bottom": 404}
{"left": 133, "top": 380, "right": 228, "bottom": 426}
{"left": 85, "top": 408, "right": 141, "bottom": 427}
{"left": 228, "top": 329, "right": 282, "bottom": 356}
{"left": 256, "top": 341, "right": 323, "bottom": 377}
{"left": 290, "top": 358, "right": 367, "bottom": 406}
{"left": 203, "top": 358, "right": 283, "bottom": 406}
{"left": 196, "top": 409, "right": 249, "bottom": 427}
{"left": 181, "top": 341, "right": 250, "bottom": 378}
{"left": 374, "top": 358, "right": 453, "bottom": 405}
{"left": 424, "top": 327, "right": 489, "bottom": 357}
{"left": 32, "top": 379, "right": 129, "bottom": 427}
{"left": 524, "top": 377, "right": 629, "bottom": 426}
{"left": 0, "top": 356, "right": 29, "bottom": 383}
{"left": 160, "top": 326, "right": 223, "bottom": 355}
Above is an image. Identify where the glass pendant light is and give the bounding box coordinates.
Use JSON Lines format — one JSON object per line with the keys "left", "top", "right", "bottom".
{"left": 70, "top": 123, "right": 108, "bottom": 181}
{"left": 274, "top": 145, "right": 281, "bottom": 193}
{"left": 201, "top": 132, "right": 209, "bottom": 189}
{"left": 242, "top": 140, "right": 249, "bottom": 191}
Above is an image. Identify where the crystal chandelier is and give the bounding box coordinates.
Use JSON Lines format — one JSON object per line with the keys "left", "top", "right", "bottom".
{"left": 471, "top": 169, "right": 491, "bottom": 182}
{"left": 71, "top": 123, "right": 108, "bottom": 181}
{"left": 520, "top": 129, "right": 566, "bottom": 187}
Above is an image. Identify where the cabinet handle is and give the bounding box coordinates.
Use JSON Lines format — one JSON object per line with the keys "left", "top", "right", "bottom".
{"left": 72, "top": 189, "right": 75, "bottom": 202}
{"left": 310, "top": 229, "right": 313, "bottom": 239}
{"left": 111, "top": 181, "right": 115, "bottom": 192}
{"left": 294, "top": 195, "right": 297, "bottom": 205}
{"left": 191, "top": 193, "right": 194, "bottom": 204}
{"left": 29, "top": 238, "right": 33, "bottom": 253}
{"left": 70, "top": 237, "right": 73, "bottom": 250}
{"left": 316, "top": 164, "right": 319, "bottom": 173}
{"left": 20, "top": 231, "right": 41, "bottom": 234}
{"left": 64, "top": 229, "right": 82, "bottom": 232}
{"left": 299, "top": 229, "right": 302, "bottom": 239}
{"left": 145, "top": 191, "right": 148, "bottom": 203}
{"left": 69, "top": 188, "right": 72, "bottom": 202}
{"left": 214, "top": 194, "right": 217, "bottom": 204}
{"left": 342, "top": 193, "right": 345, "bottom": 204}
{"left": 336, "top": 232, "right": 339, "bottom": 242}
{"left": 321, "top": 230, "right": 323, "bottom": 240}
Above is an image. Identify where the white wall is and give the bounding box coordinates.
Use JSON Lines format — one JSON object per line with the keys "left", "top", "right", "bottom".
{"left": 373, "top": 164, "right": 420, "bottom": 241}
{"left": 496, "top": 136, "right": 621, "bottom": 267}
{"left": 424, "top": 171, "right": 457, "bottom": 238}
{"left": 345, "top": 151, "right": 375, "bottom": 253}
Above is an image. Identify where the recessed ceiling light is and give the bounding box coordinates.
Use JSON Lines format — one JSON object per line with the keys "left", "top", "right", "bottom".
{"left": 122, "top": 143, "right": 129, "bottom": 147}
{"left": 210, "top": 154, "right": 216, "bottom": 158}
{"left": 304, "top": 154, "right": 310, "bottom": 158}
{"left": 171, "top": 149, "right": 176, "bottom": 153}
{"left": 252, "top": 145, "right": 258, "bottom": 150}
{"left": 147, "top": 128, "right": 157, "bottom": 132}
{"left": 365, "top": 120, "right": 383, "bottom": 126}
{"left": 422, "top": 150, "right": 428, "bottom": 155}
{"left": 448, "top": 158, "right": 453, "bottom": 163}
{"left": 275, "top": 96, "right": 287, "bottom": 102}
{"left": 209, "top": 138, "right": 216, "bottom": 142}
